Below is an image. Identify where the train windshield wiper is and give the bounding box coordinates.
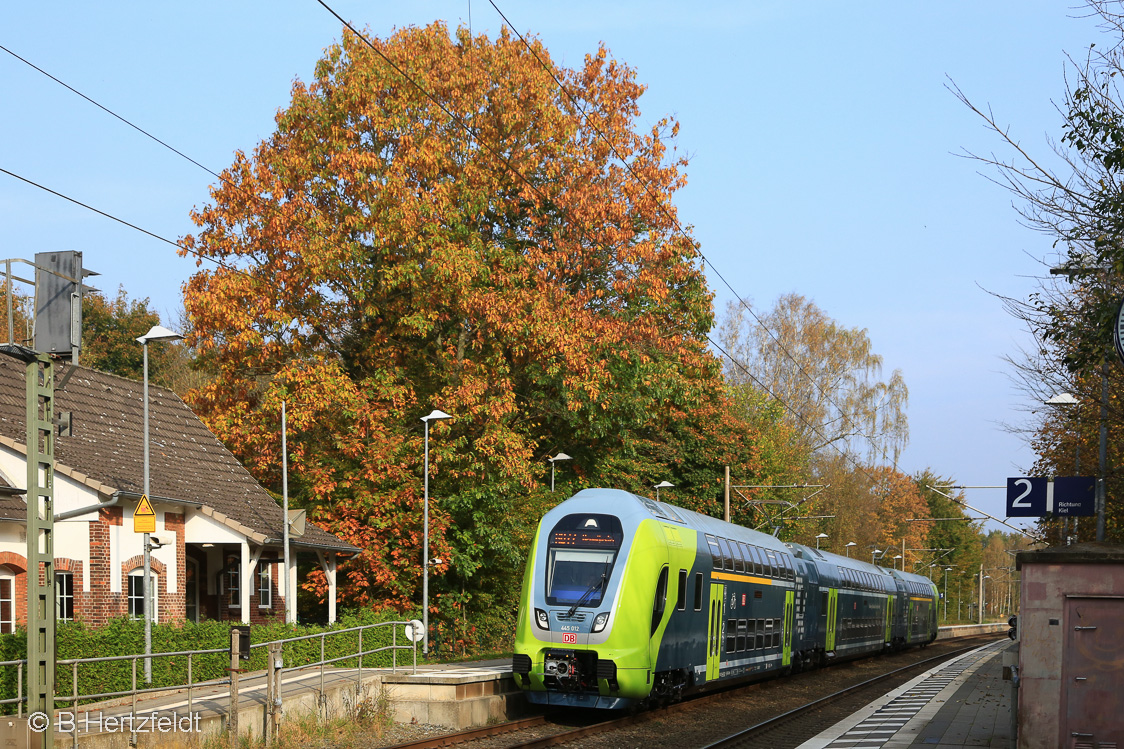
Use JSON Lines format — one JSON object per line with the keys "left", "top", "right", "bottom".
{"left": 566, "top": 573, "right": 607, "bottom": 618}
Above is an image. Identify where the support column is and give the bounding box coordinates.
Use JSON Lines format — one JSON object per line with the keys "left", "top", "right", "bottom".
{"left": 286, "top": 552, "right": 298, "bottom": 624}
{"left": 316, "top": 551, "right": 338, "bottom": 624}
{"left": 327, "top": 554, "right": 337, "bottom": 624}
{"left": 239, "top": 541, "right": 251, "bottom": 624}
{"left": 26, "top": 354, "right": 55, "bottom": 749}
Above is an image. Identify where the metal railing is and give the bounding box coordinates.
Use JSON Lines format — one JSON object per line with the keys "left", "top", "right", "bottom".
{"left": 0, "top": 619, "right": 418, "bottom": 722}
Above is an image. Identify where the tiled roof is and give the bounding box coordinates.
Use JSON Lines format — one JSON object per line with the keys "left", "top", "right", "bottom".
{"left": 0, "top": 354, "right": 356, "bottom": 553}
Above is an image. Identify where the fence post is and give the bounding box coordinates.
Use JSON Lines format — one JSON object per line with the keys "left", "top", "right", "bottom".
{"left": 228, "top": 629, "right": 240, "bottom": 748}
{"left": 265, "top": 644, "right": 275, "bottom": 745}
{"left": 357, "top": 628, "right": 363, "bottom": 688}
{"left": 71, "top": 663, "right": 78, "bottom": 749}
{"left": 269, "top": 642, "right": 283, "bottom": 739}
{"left": 187, "top": 652, "right": 193, "bottom": 716}
{"left": 130, "top": 657, "right": 137, "bottom": 745}
{"left": 392, "top": 626, "right": 396, "bottom": 674}
{"left": 319, "top": 633, "right": 326, "bottom": 718}
{"left": 16, "top": 662, "right": 22, "bottom": 717}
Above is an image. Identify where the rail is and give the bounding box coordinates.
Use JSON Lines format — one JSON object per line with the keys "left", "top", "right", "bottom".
{"left": 0, "top": 619, "right": 418, "bottom": 720}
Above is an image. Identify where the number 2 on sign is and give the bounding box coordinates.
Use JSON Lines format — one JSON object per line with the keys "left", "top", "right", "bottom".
{"left": 563, "top": 633, "right": 576, "bottom": 644}
{"left": 1012, "top": 478, "right": 1033, "bottom": 508}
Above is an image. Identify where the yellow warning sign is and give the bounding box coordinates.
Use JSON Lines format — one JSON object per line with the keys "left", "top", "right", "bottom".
{"left": 134, "top": 494, "right": 156, "bottom": 534}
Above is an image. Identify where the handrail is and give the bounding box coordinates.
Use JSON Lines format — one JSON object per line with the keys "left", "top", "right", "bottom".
{"left": 0, "top": 619, "right": 417, "bottom": 717}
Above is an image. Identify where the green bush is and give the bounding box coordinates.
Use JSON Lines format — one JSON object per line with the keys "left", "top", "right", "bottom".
{"left": 0, "top": 609, "right": 416, "bottom": 711}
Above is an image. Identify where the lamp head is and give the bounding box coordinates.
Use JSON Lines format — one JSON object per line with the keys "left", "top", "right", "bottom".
{"left": 136, "top": 325, "right": 183, "bottom": 345}
{"left": 421, "top": 409, "right": 452, "bottom": 422}
{"left": 550, "top": 452, "right": 572, "bottom": 463}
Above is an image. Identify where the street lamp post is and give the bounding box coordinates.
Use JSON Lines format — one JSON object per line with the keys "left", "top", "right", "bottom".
{"left": 137, "top": 325, "right": 183, "bottom": 684}
{"left": 943, "top": 567, "right": 953, "bottom": 623}
{"left": 1046, "top": 392, "right": 1080, "bottom": 544}
{"left": 845, "top": 541, "right": 856, "bottom": 557}
{"left": 815, "top": 533, "right": 828, "bottom": 550}
{"left": 893, "top": 554, "right": 902, "bottom": 571}
{"left": 421, "top": 409, "right": 452, "bottom": 656}
{"left": 548, "top": 452, "right": 572, "bottom": 493}
{"left": 653, "top": 481, "right": 673, "bottom": 502}
{"left": 872, "top": 549, "right": 882, "bottom": 565}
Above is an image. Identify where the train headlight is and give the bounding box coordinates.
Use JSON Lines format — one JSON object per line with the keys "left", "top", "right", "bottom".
{"left": 535, "top": 608, "right": 550, "bottom": 630}
{"left": 592, "top": 612, "right": 610, "bottom": 633}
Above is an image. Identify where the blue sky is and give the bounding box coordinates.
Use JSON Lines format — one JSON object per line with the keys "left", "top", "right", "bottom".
{"left": 0, "top": 2, "right": 1106, "bottom": 534}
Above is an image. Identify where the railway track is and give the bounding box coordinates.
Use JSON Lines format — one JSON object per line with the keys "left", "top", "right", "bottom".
{"left": 380, "top": 635, "right": 1001, "bottom": 749}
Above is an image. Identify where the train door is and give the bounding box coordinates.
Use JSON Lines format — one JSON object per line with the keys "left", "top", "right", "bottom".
{"left": 826, "top": 587, "right": 838, "bottom": 652}
{"left": 782, "top": 590, "right": 794, "bottom": 667}
{"left": 706, "top": 583, "right": 724, "bottom": 681}
{"left": 884, "top": 594, "right": 893, "bottom": 645}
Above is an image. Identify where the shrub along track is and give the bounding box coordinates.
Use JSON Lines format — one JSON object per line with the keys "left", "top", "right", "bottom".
{"left": 372, "top": 635, "right": 1002, "bottom": 749}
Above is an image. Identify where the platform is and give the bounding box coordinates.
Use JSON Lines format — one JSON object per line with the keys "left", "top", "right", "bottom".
{"left": 379, "top": 660, "right": 522, "bottom": 728}
{"left": 798, "top": 639, "right": 1015, "bottom": 749}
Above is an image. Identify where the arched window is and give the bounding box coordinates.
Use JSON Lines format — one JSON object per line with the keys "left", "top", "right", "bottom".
{"left": 127, "top": 569, "right": 158, "bottom": 621}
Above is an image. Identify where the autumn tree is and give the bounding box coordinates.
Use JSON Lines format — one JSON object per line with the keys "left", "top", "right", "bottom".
{"left": 180, "top": 23, "right": 770, "bottom": 649}
{"left": 718, "top": 293, "right": 909, "bottom": 465}
{"left": 913, "top": 473, "right": 984, "bottom": 622}
{"left": 0, "top": 282, "right": 33, "bottom": 347}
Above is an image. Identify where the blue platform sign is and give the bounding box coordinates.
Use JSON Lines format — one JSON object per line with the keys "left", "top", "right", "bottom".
{"left": 1053, "top": 477, "right": 1096, "bottom": 516}
{"left": 1006, "top": 477, "right": 1095, "bottom": 517}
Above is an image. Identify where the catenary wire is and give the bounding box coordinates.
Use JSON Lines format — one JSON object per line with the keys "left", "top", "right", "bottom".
{"left": 0, "top": 166, "right": 254, "bottom": 282}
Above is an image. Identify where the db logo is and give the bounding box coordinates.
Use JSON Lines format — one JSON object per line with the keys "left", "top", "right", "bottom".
{"left": 562, "top": 633, "right": 577, "bottom": 644}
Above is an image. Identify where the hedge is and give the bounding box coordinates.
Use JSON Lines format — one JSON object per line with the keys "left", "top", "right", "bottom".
{"left": 0, "top": 609, "right": 417, "bottom": 710}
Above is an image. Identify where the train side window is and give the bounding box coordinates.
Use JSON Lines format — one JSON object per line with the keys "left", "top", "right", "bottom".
{"left": 676, "top": 569, "right": 687, "bottom": 611}
{"left": 755, "top": 619, "right": 765, "bottom": 650}
{"left": 721, "top": 538, "right": 736, "bottom": 571}
{"left": 783, "top": 554, "right": 794, "bottom": 580}
{"left": 726, "top": 618, "right": 736, "bottom": 653}
{"left": 768, "top": 554, "right": 779, "bottom": 578}
{"left": 651, "top": 566, "right": 669, "bottom": 635}
{"left": 706, "top": 534, "right": 722, "bottom": 569}
{"left": 740, "top": 543, "right": 753, "bottom": 574}
{"left": 736, "top": 619, "right": 747, "bottom": 652}
{"left": 694, "top": 572, "right": 703, "bottom": 611}
{"left": 732, "top": 542, "right": 744, "bottom": 573}
{"left": 774, "top": 619, "right": 782, "bottom": 647}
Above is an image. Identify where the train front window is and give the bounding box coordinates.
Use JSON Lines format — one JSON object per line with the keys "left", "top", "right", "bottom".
{"left": 546, "top": 549, "right": 616, "bottom": 606}
{"left": 545, "top": 513, "right": 623, "bottom": 607}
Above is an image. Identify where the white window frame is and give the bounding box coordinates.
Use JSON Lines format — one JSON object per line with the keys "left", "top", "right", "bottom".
{"left": 225, "top": 559, "right": 241, "bottom": 609}
{"left": 56, "top": 571, "right": 74, "bottom": 621}
{"left": 257, "top": 563, "right": 272, "bottom": 608}
{"left": 127, "top": 570, "right": 158, "bottom": 621}
{"left": 0, "top": 569, "right": 14, "bottom": 634}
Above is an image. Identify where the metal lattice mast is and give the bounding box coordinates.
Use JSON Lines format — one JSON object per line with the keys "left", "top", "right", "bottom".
{"left": 26, "top": 353, "right": 55, "bottom": 749}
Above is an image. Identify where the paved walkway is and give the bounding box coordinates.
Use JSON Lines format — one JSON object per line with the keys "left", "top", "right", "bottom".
{"left": 798, "top": 640, "right": 1015, "bottom": 749}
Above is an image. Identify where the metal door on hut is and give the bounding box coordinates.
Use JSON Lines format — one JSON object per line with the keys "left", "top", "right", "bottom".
{"left": 1063, "top": 596, "right": 1124, "bottom": 748}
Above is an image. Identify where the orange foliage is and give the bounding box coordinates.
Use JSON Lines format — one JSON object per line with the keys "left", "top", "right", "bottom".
{"left": 180, "top": 23, "right": 765, "bottom": 621}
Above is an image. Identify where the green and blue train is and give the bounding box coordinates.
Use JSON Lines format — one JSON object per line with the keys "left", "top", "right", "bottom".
{"left": 512, "top": 488, "right": 939, "bottom": 708}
